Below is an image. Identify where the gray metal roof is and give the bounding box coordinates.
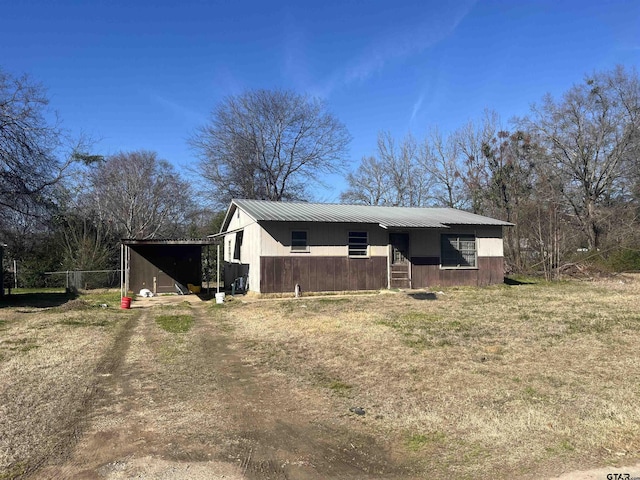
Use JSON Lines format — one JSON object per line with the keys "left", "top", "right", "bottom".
{"left": 122, "top": 238, "right": 216, "bottom": 245}
{"left": 225, "top": 199, "right": 513, "bottom": 230}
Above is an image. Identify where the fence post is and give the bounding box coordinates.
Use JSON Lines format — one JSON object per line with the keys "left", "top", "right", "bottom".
{"left": 0, "top": 244, "right": 4, "bottom": 297}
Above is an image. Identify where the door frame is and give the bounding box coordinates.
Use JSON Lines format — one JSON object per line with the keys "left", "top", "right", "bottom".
{"left": 388, "top": 232, "right": 411, "bottom": 288}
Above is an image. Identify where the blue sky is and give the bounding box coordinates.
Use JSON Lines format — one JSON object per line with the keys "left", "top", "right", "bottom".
{"left": 2, "top": 0, "right": 639, "bottom": 202}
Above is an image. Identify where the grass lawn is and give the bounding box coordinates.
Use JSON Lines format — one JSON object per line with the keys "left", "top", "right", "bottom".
{"left": 1, "top": 279, "right": 639, "bottom": 479}
{"left": 218, "top": 275, "right": 640, "bottom": 478}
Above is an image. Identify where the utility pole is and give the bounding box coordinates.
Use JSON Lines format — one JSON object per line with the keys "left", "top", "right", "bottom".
{"left": 13, "top": 259, "right": 17, "bottom": 290}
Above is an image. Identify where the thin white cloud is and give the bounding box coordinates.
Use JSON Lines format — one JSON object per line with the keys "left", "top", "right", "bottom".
{"left": 146, "top": 91, "right": 207, "bottom": 124}
{"left": 314, "top": 0, "right": 477, "bottom": 98}
{"left": 410, "top": 92, "right": 425, "bottom": 124}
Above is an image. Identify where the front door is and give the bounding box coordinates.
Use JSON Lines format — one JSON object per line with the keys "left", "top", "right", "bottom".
{"left": 389, "top": 233, "right": 410, "bottom": 288}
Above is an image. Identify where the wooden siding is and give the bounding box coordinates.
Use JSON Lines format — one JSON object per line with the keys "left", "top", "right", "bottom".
{"left": 128, "top": 245, "right": 202, "bottom": 294}
{"left": 260, "top": 256, "right": 387, "bottom": 293}
{"left": 411, "top": 256, "right": 504, "bottom": 287}
{"left": 390, "top": 264, "right": 410, "bottom": 288}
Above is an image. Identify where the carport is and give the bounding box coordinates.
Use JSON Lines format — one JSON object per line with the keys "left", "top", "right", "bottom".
{"left": 121, "top": 238, "right": 216, "bottom": 296}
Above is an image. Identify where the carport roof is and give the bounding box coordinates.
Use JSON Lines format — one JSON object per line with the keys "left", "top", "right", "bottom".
{"left": 122, "top": 238, "right": 216, "bottom": 245}
{"left": 221, "top": 199, "right": 513, "bottom": 232}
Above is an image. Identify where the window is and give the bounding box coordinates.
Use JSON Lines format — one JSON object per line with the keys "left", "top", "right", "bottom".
{"left": 291, "top": 230, "right": 308, "bottom": 252}
{"left": 441, "top": 234, "right": 476, "bottom": 268}
{"left": 348, "top": 231, "right": 368, "bottom": 257}
{"left": 233, "top": 231, "right": 243, "bottom": 261}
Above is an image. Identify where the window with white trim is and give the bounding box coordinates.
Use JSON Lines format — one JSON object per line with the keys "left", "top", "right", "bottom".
{"left": 348, "top": 231, "right": 368, "bottom": 257}
{"left": 291, "top": 230, "right": 309, "bottom": 252}
{"left": 441, "top": 234, "right": 477, "bottom": 268}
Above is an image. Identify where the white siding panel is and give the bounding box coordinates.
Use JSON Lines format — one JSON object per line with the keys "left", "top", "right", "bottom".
{"left": 224, "top": 211, "right": 261, "bottom": 292}
{"left": 477, "top": 237, "right": 504, "bottom": 257}
{"left": 243, "top": 222, "right": 261, "bottom": 292}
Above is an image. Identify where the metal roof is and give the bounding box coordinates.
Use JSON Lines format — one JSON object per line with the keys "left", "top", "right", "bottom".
{"left": 122, "top": 238, "right": 216, "bottom": 245}
{"left": 225, "top": 199, "right": 513, "bottom": 231}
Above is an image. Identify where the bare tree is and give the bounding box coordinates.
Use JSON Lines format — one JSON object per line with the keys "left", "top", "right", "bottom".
{"left": 453, "top": 111, "right": 499, "bottom": 214}
{"left": 479, "top": 130, "right": 537, "bottom": 270}
{"left": 191, "top": 89, "right": 351, "bottom": 205}
{"left": 0, "top": 69, "right": 80, "bottom": 219}
{"left": 340, "top": 155, "right": 390, "bottom": 205}
{"left": 522, "top": 65, "right": 640, "bottom": 250}
{"left": 376, "top": 132, "right": 430, "bottom": 206}
{"left": 341, "top": 132, "right": 430, "bottom": 206}
{"left": 419, "top": 128, "right": 467, "bottom": 208}
{"left": 57, "top": 210, "right": 117, "bottom": 270}
{"left": 88, "top": 151, "right": 192, "bottom": 239}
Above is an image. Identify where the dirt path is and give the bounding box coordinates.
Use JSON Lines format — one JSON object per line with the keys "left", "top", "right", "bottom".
{"left": 34, "top": 302, "right": 404, "bottom": 479}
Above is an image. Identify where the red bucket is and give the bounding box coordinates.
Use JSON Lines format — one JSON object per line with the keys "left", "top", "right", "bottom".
{"left": 120, "top": 296, "right": 132, "bottom": 309}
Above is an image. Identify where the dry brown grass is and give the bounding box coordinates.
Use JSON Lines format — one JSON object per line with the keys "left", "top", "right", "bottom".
{"left": 3, "top": 279, "right": 640, "bottom": 479}
{"left": 0, "top": 297, "right": 133, "bottom": 478}
{"left": 219, "top": 276, "right": 640, "bottom": 479}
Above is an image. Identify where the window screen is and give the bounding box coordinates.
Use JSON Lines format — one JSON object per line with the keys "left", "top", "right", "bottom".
{"left": 441, "top": 234, "right": 476, "bottom": 267}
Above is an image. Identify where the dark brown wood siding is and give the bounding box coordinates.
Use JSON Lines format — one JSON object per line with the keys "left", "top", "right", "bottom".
{"left": 129, "top": 245, "right": 202, "bottom": 294}
{"left": 411, "top": 256, "right": 504, "bottom": 287}
{"left": 260, "top": 256, "right": 387, "bottom": 293}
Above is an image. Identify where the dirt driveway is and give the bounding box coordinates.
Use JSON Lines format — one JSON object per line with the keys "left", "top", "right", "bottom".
{"left": 34, "top": 299, "right": 405, "bottom": 479}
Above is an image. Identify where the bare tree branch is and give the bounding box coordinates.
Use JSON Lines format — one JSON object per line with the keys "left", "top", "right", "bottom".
{"left": 191, "top": 89, "right": 351, "bottom": 205}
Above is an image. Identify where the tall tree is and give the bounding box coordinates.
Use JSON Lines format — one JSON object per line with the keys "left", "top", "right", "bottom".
{"left": 376, "top": 132, "right": 430, "bottom": 206}
{"left": 191, "top": 89, "right": 351, "bottom": 205}
{"left": 523, "top": 65, "right": 640, "bottom": 250}
{"left": 341, "top": 132, "right": 430, "bottom": 206}
{"left": 340, "top": 155, "right": 390, "bottom": 205}
{"left": 454, "top": 111, "right": 499, "bottom": 214}
{"left": 0, "top": 68, "right": 89, "bottom": 287}
{"left": 480, "top": 130, "right": 536, "bottom": 270}
{"left": 0, "top": 69, "right": 70, "bottom": 219}
{"left": 419, "top": 127, "right": 467, "bottom": 208}
{"left": 88, "top": 151, "right": 192, "bottom": 239}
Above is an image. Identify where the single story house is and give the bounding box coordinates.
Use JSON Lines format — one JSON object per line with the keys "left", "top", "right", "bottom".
{"left": 218, "top": 199, "right": 512, "bottom": 294}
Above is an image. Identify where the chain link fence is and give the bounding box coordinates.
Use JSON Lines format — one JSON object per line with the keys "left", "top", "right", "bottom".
{"left": 44, "top": 270, "right": 121, "bottom": 291}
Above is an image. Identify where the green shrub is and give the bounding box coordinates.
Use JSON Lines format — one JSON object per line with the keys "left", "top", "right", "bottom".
{"left": 606, "top": 248, "right": 640, "bottom": 272}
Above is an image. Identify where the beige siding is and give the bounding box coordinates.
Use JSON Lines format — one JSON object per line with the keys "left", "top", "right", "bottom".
{"left": 409, "top": 226, "right": 504, "bottom": 258}
{"left": 242, "top": 222, "right": 261, "bottom": 291}
{"left": 226, "top": 206, "right": 256, "bottom": 232}
{"left": 223, "top": 207, "right": 261, "bottom": 292}
{"left": 477, "top": 237, "right": 504, "bottom": 257}
{"left": 260, "top": 222, "right": 388, "bottom": 257}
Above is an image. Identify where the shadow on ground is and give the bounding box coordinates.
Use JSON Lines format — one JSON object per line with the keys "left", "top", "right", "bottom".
{"left": 0, "top": 292, "right": 78, "bottom": 308}
{"left": 503, "top": 277, "right": 537, "bottom": 286}
{"left": 407, "top": 292, "right": 437, "bottom": 301}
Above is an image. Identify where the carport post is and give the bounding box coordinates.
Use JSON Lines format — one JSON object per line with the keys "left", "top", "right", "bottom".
{"left": 120, "top": 244, "right": 124, "bottom": 298}
{"left": 216, "top": 243, "right": 220, "bottom": 294}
